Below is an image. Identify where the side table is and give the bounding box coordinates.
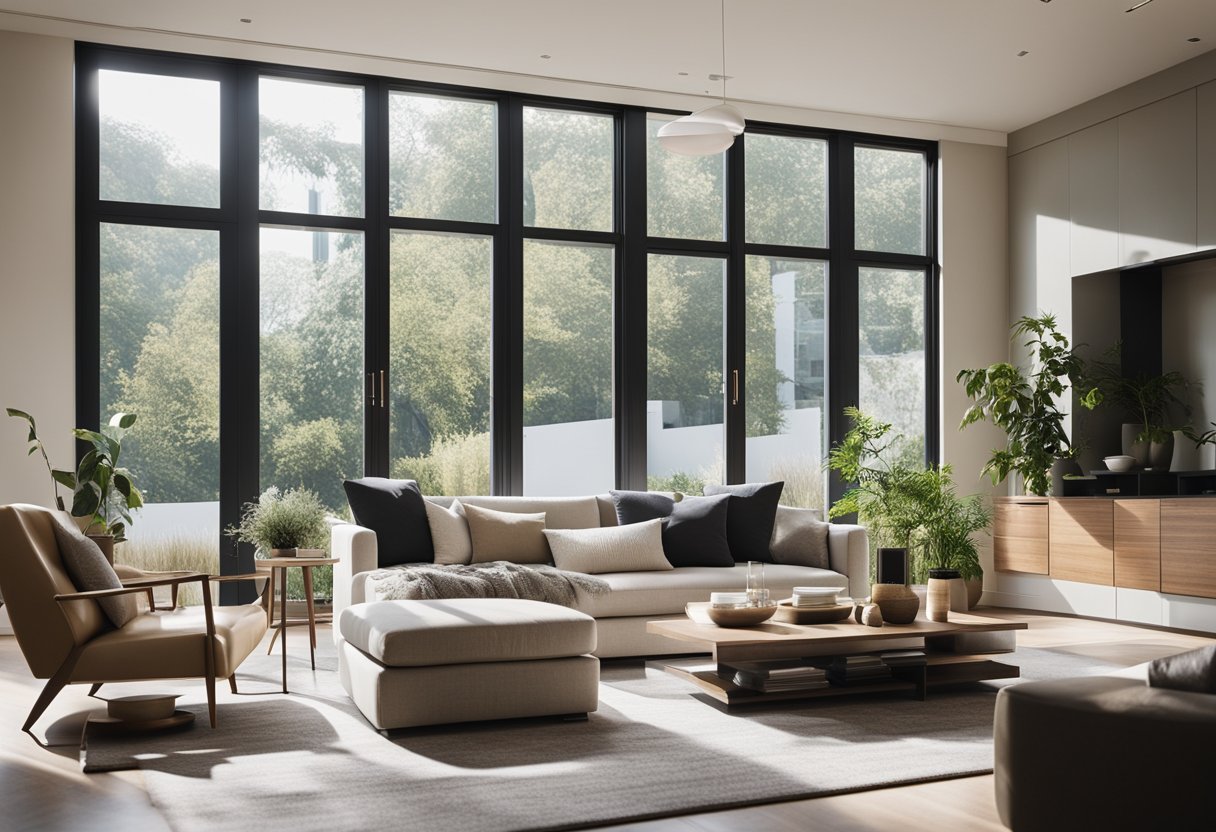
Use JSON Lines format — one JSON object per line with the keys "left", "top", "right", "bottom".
{"left": 255, "top": 557, "right": 338, "bottom": 693}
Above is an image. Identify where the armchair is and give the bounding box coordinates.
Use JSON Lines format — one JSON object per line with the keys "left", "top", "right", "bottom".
{"left": 0, "top": 504, "right": 269, "bottom": 739}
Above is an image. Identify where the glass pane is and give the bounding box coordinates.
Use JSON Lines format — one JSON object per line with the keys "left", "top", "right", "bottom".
{"left": 745, "top": 257, "right": 827, "bottom": 510}
{"left": 745, "top": 134, "right": 828, "bottom": 248}
{"left": 523, "top": 241, "right": 614, "bottom": 495}
{"left": 99, "top": 70, "right": 220, "bottom": 208}
{"left": 389, "top": 231, "right": 493, "bottom": 495}
{"left": 854, "top": 146, "right": 927, "bottom": 255}
{"left": 389, "top": 93, "right": 496, "bottom": 223}
{"left": 858, "top": 266, "right": 926, "bottom": 463}
{"left": 647, "top": 115, "right": 726, "bottom": 241}
{"left": 260, "top": 77, "right": 364, "bottom": 217}
{"left": 259, "top": 228, "right": 364, "bottom": 517}
{"left": 647, "top": 254, "right": 725, "bottom": 492}
{"left": 523, "top": 108, "right": 613, "bottom": 232}
{"left": 100, "top": 223, "right": 220, "bottom": 601}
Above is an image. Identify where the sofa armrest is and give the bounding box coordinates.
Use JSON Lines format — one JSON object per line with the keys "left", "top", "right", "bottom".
{"left": 331, "top": 523, "right": 378, "bottom": 626}
{"left": 828, "top": 523, "right": 869, "bottom": 598}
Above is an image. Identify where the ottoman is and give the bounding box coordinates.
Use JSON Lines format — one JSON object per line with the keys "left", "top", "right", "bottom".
{"left": 337, "top": 597, "right": 600, "bottom": 730}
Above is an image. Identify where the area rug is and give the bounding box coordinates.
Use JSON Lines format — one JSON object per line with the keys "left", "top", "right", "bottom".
{"left": 82, "top": 640, "right": 1127, "bottom": 832}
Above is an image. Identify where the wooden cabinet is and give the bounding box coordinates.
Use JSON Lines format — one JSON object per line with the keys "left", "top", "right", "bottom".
{"left": 1199, "top": 80, "right": 1216, "bottom": 251}
{"left": 1113, "top": 500, "right": 1160, "bottom": 591}
{"left": 1161, "top": 499, "right": 1216, "bottom": 599}
{"left": 1069, "top": 121, "right": 1119, "bottom": 275}
{"left": 1049, "top": 500, "right": 1113, "bottom": 585}
{"left": 1118, "top": 90, "right": 1198, "bottom": 266}
{"left": 994, "top": 498, "right": 1049, "bottom": 574}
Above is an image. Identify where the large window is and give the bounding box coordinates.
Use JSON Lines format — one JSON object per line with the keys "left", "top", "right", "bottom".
{"left": 79, "top": 45, "right": 938, "bottom": 588}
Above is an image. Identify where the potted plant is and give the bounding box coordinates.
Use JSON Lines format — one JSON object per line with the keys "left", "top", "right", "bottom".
{"left": 6, "top": 409, "right": 143, "bottom": 562}
{"left": 1086, "top": 347, "right": 1192, "bottom": 469}
{"left": 957, "top": 314, "right": 1101, "bottom": 496}
{"left": 915, "top": 467, "right": 991, "bottom": 617}
{"left": 227, "top": 486, "right": 329, "bottom": 558}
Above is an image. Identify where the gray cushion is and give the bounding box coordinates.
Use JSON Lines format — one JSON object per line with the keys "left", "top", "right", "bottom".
{"left": 703, "top": 481, "right": 784, "bottom": 562}
{"left": 50, "top": 520, "right": 138, "bottom": 629}
{"left": 1148, "top": 645, "right": 1216, "bottom": 694}
{"left": 770, "top": 505, "right": 830, "bottom": 569}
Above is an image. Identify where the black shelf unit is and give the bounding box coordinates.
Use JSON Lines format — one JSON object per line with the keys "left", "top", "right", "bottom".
{"left": 1061, "top": 470, "right": 1216, "bottom": 497}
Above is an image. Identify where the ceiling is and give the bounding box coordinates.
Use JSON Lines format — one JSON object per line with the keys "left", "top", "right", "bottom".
{"left": 1, "top": 0, "right": 1214, "bottom": 135}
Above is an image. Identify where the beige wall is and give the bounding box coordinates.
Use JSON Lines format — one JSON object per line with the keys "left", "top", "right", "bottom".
{"left": 0, "top": 30, "right": 75, "bottom": 508}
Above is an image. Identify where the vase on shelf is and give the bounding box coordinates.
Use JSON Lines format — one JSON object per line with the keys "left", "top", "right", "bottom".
{"left": 1121, "top": 424, "right": 1148, "bottom": 467}
{"left": 1149, "top": 434, "right": 1174, "bottom": 470}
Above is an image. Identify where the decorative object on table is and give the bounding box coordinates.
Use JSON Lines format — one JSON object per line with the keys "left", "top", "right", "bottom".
{"left": 1086, "top": 345, "right": 1193, "bottom": 468}
{"left": 772, "top": 600, "right": 852, "bottom": 624}
{"left": 789, "top": 586, "right": 839, "bottom": 608}
{"left": 5, "top": 408, "right": 144, "bottom": 563}
{"left": 746, "top": 560, "right": 769, "bottom": 606}
{"left": 869, "top": 583, "right": 919, "bottom": 624}
{"left": 860, "top": 604, "right": 884, "bottom": 627}
{"left": 1103, "top": 454, "right": 1137, "bottom": 472}
{"left": 926, "top": 568, "right": 960, "bottom": 622}
{"left": 703, "top": 602, "right": 778, "bottom": 627}
{"left": 876, "top": 546, "right": 909, "bottom": 585}
{"left": 956, "top": 314, "right": 1100, "bottom": 496}
{"left": 227, "top": 486, "right": 329, "bottom": 559}
{"left": 852, "top": 595, "right": 871, "bottom": 623}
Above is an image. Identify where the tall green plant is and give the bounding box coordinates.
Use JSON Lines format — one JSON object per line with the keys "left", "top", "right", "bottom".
{"left": 915, "top": 468, "right": 990, "bottom": 582}
{"left": 957, "top": 314, "right": 1100, "bottom": 496}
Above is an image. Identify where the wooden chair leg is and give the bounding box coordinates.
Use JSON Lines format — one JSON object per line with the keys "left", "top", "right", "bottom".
{"left": 228, "top": 674, "right": 238, "bottom": 694}
{"left": 23, "top": 647, "right": 83, "bottom": 739}
{"left": 146, "top": 588, "right": 156, "bottom": 610}
{"left": 171, "top": 584, "right": 179, "bottom": 609}
{"left": 88, "top": 683, "right": 103, "bottom": 698}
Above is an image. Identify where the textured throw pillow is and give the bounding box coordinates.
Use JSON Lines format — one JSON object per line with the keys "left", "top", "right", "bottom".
{"left": 769, "top": 505, "right": 830, "bottom": 569}
{"left": 1148, "top": 645, "right": 1216, "bottom": 694}
{"left": 50, "top": 520, "right": 138, "bottom": 629}
{"left": 463, "top": 503, "right": 550, "bottom": 564}
{"left": 543, "top": 519, "right": 672, "bottom": 575}
{"left": 702, "top": 481, "right": 785, "bottom": 562}
{"left": 662, "top": 494, "right": 734, "bottom": 568}
{"left": 424, "top": 499, "right": 472, "bottom": 565}
{"left": 609, "top": 490, "right": 676, "bottom": 525}
{"left": 343, "top": 478, "right": 434, "bottom": 567}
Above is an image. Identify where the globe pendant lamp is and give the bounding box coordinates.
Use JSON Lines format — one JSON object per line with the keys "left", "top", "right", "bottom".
{"left": 657, "top": 0, "right": 745, "bottom": 156}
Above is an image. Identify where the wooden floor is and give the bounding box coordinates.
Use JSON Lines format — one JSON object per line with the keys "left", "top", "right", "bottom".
{"left": 0, "top": 608, "right": 1211, "bottom": 832}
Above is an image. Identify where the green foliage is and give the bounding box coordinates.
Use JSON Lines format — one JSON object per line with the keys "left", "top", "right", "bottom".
{"left": 393, "top": 432, "right": 491, "bottom": 497}
{"left": 227, "top": 486, "right": 329, "bottom": 553}
{"left": 646, "top": 471, "right": 707, "bottom": 496}
{"left": 957, "top": 314, "right": 1100, "bottom": 496}
{"left": 1185, "top": 422, "right": 1216, "bottom": 447}
{"left": 1085, "top": 345, "right": 1193, "bottom": 444}
{"left": 828, "top": 408, "right": 988, "bottom": 580}
{"left": 5, "top": 408, "right": 66, "bottom": 510}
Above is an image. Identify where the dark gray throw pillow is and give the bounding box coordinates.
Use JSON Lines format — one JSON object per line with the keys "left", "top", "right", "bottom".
{"left": 343, "top": 478, "right": 434, "bottom": 567}
{"left": 702, "top": 481, "right": 785, "bottom": 562}
{"left": 51, "top": 520, "right": 138, "bottom": 629}
{"left": 1148, "top": 645, "right": 1216, "bottom": 694}
{"left": 662, "top": 494, "right": 734, "bottom": 568}
{"left": 609, "top": 490, "right": 676, "bottom": 525}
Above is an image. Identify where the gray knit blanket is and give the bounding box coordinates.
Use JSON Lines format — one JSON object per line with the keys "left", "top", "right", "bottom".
{"left": 366, "top": 560, "right": 609, "bottom": 608}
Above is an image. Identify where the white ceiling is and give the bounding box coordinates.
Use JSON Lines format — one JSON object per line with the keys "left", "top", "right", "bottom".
{"left": 2, "top": 0, "right": 1215, "bottom": 135}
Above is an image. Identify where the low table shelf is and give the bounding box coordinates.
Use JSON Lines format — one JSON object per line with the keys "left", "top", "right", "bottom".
{"left": 647, "top": 606, "right": 1026, "bottom": 706}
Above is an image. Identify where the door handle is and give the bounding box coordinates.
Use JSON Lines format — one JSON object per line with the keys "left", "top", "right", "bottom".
{"left": 731, "top": 369, "right": 739, "bottom": 406}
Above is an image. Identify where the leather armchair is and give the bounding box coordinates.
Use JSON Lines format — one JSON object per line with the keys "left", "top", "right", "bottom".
{"left": 0, "top": 504, "right": 269, "bottom": 738}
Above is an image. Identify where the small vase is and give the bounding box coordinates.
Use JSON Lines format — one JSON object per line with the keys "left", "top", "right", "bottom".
{"left": 926, "top": 568, "right": 960, "bottom": 623}
{"left": 1171, "top": 430, "right": 1201, "bottom": 472}
{"left": 870, "top": 583, "right": 920, "bottom": 624}
{"left": 1121, "top": 423, "right": 1148, "bottom": 467}
{"left": 1149, "top": 434, "right": 1173, "bottom": 470}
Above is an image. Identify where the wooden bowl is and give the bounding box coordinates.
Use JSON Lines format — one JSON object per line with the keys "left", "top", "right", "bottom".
{"left": 704, "top": 603, "right": 778, "bottom": 627}
{"left": 772, "top": 601, "right": 853, "bottom": 624}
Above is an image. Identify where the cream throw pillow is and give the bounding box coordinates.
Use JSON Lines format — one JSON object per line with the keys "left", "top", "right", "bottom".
{"left": 425, "top": 500, "right": 472, "bottom": 565}
{"left": 543, "top": 518, "right": 672, "bottom": 575}
{"left": 462, "top": 503, "right": 550, "bottom": 564}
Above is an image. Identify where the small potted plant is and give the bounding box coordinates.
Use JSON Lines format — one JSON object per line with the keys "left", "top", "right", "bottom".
{"left": 1086, "top": 347, "right": 1193, "bottom": 469}
{"left": 915, "top": 468, "right": 990, "bottom": 618}
{"left": 957, "top": 314, "right": 1101, "bottom": 496}
{"left": 227, "top": 486, "right": 329, "bottom": 558}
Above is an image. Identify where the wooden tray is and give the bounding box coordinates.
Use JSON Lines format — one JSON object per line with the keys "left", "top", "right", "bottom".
{"left": 772, "top": 601, "right": 854, "bottom": 625}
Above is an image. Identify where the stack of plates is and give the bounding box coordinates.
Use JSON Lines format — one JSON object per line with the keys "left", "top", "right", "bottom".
{"left": 791, "top": 587, "right": 840, "bottom": 608}
{"left": 709, "top": 591, "right": 750, "bottom": 608}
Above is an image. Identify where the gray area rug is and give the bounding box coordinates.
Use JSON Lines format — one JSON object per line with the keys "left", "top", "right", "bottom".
{"left": 81, "top": 639, "right": 1126, "bottom": 832}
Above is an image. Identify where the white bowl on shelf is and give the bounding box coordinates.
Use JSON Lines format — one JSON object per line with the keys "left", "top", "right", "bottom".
{"left": 1103, "top": 455, "right": 1136, "bottom": 473}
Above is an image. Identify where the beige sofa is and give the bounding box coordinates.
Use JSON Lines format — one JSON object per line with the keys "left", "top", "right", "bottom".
{"left": 332, "top": 494, "right": 869, "bottom": 658}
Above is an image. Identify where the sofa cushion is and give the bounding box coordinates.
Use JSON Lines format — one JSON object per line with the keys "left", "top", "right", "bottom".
{"left": 343, "top": 478, "right": 433, "bottom": 567}
{"left": 661, "top": 494, "right": 734, "bottom": 568}
{"left": 703, "top": 481, "right": 784, "bottom": 562}
{"left": 440, "top": 496, "right": 601, "bottom": 530}
{"left": 463, "top": 504, "right": 550, "bottom": 564}
{"left": 571, "top": 563, "right": 847, "bottom": 618}
{"left": 770, "top": 505, "right": 830, "bottom": 569}
{"left": 424, "top": 500, "right": 471, "bottom": 565}
{"left": 544, "top": 519, "right": 671, "bottom": 575}
{"left": 50, "top": 520, "right": 138, "bottom": 629}
{"left": 339, "top": 598, "right": 596, "bottom": 666}
{"left": 1149, "top": 645, "right": 1216, "bottom": 694}
{"left": 609, "top": 490, "right": 675, "bottom": 525}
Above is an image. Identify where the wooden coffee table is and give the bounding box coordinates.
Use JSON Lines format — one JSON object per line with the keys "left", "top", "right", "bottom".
{"left": 646, "top": 605, "right": 1027, "bottom": 706}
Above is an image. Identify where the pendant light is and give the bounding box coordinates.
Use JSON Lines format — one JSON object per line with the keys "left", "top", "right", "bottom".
{"left": 658, "top": 0, "right": 745, "bottom": 156}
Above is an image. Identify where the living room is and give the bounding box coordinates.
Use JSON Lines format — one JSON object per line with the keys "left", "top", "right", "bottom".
{"left": 1, "top": 2, "right": 1215, "bottom": 830}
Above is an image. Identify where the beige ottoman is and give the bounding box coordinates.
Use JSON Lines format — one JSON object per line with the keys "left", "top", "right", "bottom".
{"left": 337, "top": 598, "right": 600, "bottom": 730}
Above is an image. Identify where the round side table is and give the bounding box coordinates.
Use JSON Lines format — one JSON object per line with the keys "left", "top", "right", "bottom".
{"left": 255, "top": 557, "right": 338, "bottom": 693}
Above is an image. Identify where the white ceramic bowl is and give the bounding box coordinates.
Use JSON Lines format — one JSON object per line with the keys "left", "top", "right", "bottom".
{"left": 1103, "top": 455, "right": 1136, "bottom": 472}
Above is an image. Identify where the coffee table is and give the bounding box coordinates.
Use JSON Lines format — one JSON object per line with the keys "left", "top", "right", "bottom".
{"left": 646, "top": 604, "right": 1027, "bottom": 706}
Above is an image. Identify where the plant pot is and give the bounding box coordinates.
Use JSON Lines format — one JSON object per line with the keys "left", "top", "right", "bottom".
{"left": 926, "top": 568, "right": 961, "bottom": 623}
{"left": 270, "top": 547, "right": 297, "bottom": 558}
{"left": 1149, "top": 434, "right": 1173, "bottom": 470}
{"left": 965, "top": 576, "right": 983, "bottom": 610}
{"left": 1050, "top": 457, "right": 1082, "bottom": 496}
{"left": 870, "top": 583, "right": 919, "bottom": 624}
{"left": 88, "top": 534, "right": 115, "bottom": 565}
{"left": 1171, "top": 429, "right": 1201, "bottom": 472}
{"left": 1121, "top": 423, "right": 1148, "bottom": 467}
